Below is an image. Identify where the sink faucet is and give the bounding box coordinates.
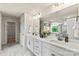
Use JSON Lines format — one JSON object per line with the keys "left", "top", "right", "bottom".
{"left": 57, "top": 31, "right": 69, "bottom": 43}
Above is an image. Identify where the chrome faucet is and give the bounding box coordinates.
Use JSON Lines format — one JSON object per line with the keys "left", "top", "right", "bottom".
{"left": 57, "top": 31, "right": 69, "bottom": 43}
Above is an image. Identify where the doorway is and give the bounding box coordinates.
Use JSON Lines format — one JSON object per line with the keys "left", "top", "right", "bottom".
{"left": 7, "top": 22, "right": 16, "bottom": 44}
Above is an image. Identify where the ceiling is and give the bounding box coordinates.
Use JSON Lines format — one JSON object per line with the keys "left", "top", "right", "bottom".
{"left": 0, "top": 3, "right": 52, "bottom": 18}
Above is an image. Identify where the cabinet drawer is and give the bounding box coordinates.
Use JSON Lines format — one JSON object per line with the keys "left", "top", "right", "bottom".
{"left": 34, "top": 47, "right": 41, "bottom": 52}
{"left": 34, "top": 39, "right": 42, "bottom": 46}
{"left": 43, "top": 42, "right": 74, "bottom": 56}
{"left": 34, "top": 46, "right": 41, "bottom": 56}
{"left": 42, "top": 46, "right": 61, "bottom": 56}
{"left": 34, "top": 45, "right": 41, "bottom": 50}
{"left": 34, "top": 39, "right": 42, "bottom": 56}
{"left": 34, "top": 46, "right": 41, "bottom": 52}
{"left": 34, "top": 51, "right": 41, "bottom": 56}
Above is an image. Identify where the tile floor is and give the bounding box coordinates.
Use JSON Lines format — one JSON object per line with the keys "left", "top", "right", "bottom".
{"left": 0, "top": 44, "right": 34, "bottom": 56}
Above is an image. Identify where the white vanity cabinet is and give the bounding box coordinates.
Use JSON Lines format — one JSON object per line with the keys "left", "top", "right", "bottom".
{"left": 27, "top": 36, "right": 34, "bottom": 52}
{"left": 26, "top": 36, "right": 79, "bottom": 56}
{"left": 42, "top": 42, "right": 61, "bottom": 56}
{"left": 33, "top": 38, "right": 42, "bottom": 56}
{"left": 42, "top": 46, "right": 51, "bottom": 56}
{"left": 42, "top": 42, "right": 74, "bottom": 56}
{"left": 42, "top": 45, "right": 58, "bottom": 56}
{"left": 74, "top": 53, "right": 79, "bottom": 56}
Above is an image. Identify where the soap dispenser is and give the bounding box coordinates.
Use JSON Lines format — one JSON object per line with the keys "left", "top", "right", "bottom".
{"left": 65, "top": 36, "right": 69, "bottom": 43}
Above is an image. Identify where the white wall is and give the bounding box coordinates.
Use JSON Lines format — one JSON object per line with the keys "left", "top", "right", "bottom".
{"left": 0, "top": 13, "right": 2, "bottom": 50}
{"left": 20, "top": 14, "right": 25, "bottom": 47}
{"left": 1, "top": 16, "right": 20, "bottom": 45}
{"left": 76, "top": 4, "right": 79, "bottom": 16}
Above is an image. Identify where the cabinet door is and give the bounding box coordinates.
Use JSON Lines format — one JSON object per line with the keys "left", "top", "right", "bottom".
{"left": 42, "top": 46, "right": 60, "bottom": 56}
{"left": 33, "top": 18, "right": 40, "bottom": 36}
{"left": 74, "top": 53, "right": 79, "bottom": 56}
{"left": 27, "top": 37, "right": 33, "bottom": 51}
{"left": 33, "top": 39, "right": 42, "bottom": 56}
{"left": 42, "top": 42, "right": 59, "bottom": 56}
{"left": 28, "top": 16, "right": 33, "bottom": 34}
{"left": 66, "top": 18, "right": 76, "bottom": 39}
{"left": 42, "top": 46, "right": 51, "bottom": 56}
{"left": 20, "top": 33, "right": 25, "bottom": 47}
{"left": 30, "top": 37, "right": 33, "bottom": 51}
{"left": 42, "top": 42, "right": 74, "bottom": 56}
{"left": 27, "top": 37, "right": 30, "bottom": 48}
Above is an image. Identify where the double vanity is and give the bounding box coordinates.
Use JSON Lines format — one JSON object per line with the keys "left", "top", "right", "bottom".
{"left": 26, "top": 34, "right": 79, "bottom": 56}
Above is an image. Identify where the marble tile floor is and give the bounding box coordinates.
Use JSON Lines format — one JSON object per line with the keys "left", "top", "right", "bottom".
{"left": 0, "top": 44, "right": 34, "bottom": 56}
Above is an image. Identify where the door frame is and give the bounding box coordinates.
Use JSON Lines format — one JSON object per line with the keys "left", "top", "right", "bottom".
{"left": 5, "top": 20, "right": 17, "bottom": 44}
